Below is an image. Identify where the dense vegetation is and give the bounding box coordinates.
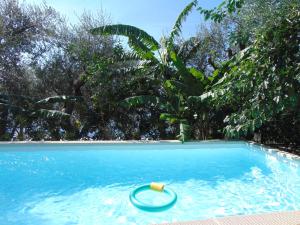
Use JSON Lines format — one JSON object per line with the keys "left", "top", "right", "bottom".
{"left": 0, "top": 0, "right": 299, "bottom": 146}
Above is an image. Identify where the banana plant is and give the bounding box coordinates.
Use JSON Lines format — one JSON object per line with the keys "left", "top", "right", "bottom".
{"left": 0, "top": 94, "right": 80, "bottom": 140}
{"left": 90, "top": 0, "right": 212, "bottom": 142}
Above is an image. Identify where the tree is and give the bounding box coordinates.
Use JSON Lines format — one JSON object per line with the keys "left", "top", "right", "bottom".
{"left": 200, "top": 4, "right": 300, "bottom": 144}
{"left": 90, "top": 0, "right": 221, "bottom": 141}
{"left": 0, "top": 94, "right": 75, "bottom": 140}
{"left": 198, "top": 0, "right": 245, "bottom": 23}
{"left": 33, "top": 10, "right": 116, "bottom": 139}
{"left": 0, "top": 0, "right": 64, "bottom": 139}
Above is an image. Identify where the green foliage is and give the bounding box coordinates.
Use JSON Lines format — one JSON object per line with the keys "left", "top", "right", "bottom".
{"left": 202, "top": 5, "right": 300, "bottom": 139}
{"left": 1, "top": 0, "right": 299, "bottom": 144}
{"left": 160, "top": 113, "right": 179, "bottom": 124}
{"left": 36, "top": 96, "right": 81, "bottom": 105}
{"left": 120, "top": 95, "right": 161, "bottom": 109}
{"left": 178, "top": 121, "right": 191, "bottom": 143}
{"left": 168, "top": 0, "right": 198, "bottom": 47}
{"left": 127, "top": 37, "right": 159, "bottom": 62}
{"left": 0, "top": 94, "right": 75, "bottom": 140}
{"left": 31, "top": 109, "right": 70, "bottom": 120}
{"left": 90, "top": 0, "right": 208, "bottom": 141}
{"left": 90, "top": 24, "right": 160, "bottom": 51}
{"left": 198, "top": 0, "right": 245, "bottom": 23}
{"left": 225, "top": 0, "right": 299, "bottom": 50}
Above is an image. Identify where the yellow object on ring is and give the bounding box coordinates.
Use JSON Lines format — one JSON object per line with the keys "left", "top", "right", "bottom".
{"left": 150, "top": 182, "right": 165, "bottom": 192}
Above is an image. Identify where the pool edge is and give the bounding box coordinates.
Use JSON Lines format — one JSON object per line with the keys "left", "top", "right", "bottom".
{"left": 247, "top": 141, "right": 300, "bottom": 161}
{"left": 0, "top": 139, "right": 299, "bottom": 160}
{"left": 154, "top": 210, "right": 300, "bottom": 225}
{"left": 0, "top": 139, "right": 243, "bottom": 145}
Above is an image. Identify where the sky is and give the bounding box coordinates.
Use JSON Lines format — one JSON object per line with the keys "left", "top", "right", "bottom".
{"left": 23, "top": 0, "right": 223, "bottom": 40}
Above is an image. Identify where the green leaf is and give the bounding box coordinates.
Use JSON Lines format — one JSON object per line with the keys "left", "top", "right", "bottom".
{"left": 120, "top": 95, "right": 161, "bottom": 108}
{"left": 0, "top": 102, "right": 26, "bottom": 114}
{"left": 178, "top": 120, "right": 191, "bottom": 143}
{"left": 32, "top": 110, "right": 70, "bottom": 119}
{"left": 169, "top": 50, "right": 190, "bottom": 76}
{"left": 128, "top": 36, "right": 159, "bottom": 62}
{"left": 90, "top": 24, "right": 160, "bottom": 51}
{"left": 189, "top": 68, "right": 208, "bottom": 83}
{"left": 179, "top": 38, "right": 202, "bottom": 61}
{"left": 36, "top": 96, "right": 81, "bottom": 105}
{"left": 164, "top": 80, "right": 188, "bottom": 94}
{"left": 160, "top": 113, "right": 179, "bottom": 124}
{"left": 169, "top": 0, "right": 198, "bottom": 47}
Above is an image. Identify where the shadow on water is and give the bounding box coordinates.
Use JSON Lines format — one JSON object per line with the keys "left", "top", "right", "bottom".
{"left": 0, "top": 142, "right": 272, "bottom": 194}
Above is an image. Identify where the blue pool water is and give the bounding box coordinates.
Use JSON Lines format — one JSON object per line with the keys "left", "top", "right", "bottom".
{"left": 0, "top": 141, "right": 300, "bottom": 225}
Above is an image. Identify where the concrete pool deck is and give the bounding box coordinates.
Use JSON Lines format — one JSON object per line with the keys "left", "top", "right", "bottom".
{"left": 155, "top": 211, "right": 300, "bottom": 225}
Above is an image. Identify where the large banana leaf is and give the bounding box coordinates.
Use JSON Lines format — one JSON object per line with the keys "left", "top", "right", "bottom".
{"left": 0, "top": 97, "right": 9, "bottom": 104}
{"left": 168, "top": 0, "right": 198, "bottom": 47}
{"left": 31, "top": 109, "right": 70, "bottom": 119}
{"left": 0, "top": 102, "right": 26, "bottom": 114}
{"left": 178, "top": 37, "right": 202, "bottom": 61}
{"left": 90, "top": 24, "right": 160, "bottom": 51}
{"left": 189, "top": 68, "right": 210, "bottom": 85}
{"left": 0, "top": 94, "right": 74, "bottom": 121}
{"left": 178, "top": 120, "right": 191, "bottom": 143}
{"left": 160, "top": 113, "right": 179, "bottom": 124}
{"left": 0, "top": 102, "right": 70, "bottom": 120}
{"left": 36, "top": 96, "right": 81, "bottom": 105}
{"left": 120, "top": 95, "right": 161, "bottom": 108}
{"left": 164, "top": 80, "right": 190, "bottom": 96}
{"left": 128, "top": 36, "right": 159, "bottom": 62}
{"left": 169, "top": 50, "right": 190, "bottom": 75}
{"left": 120, "top": 95, "right": 175, "bottom": 112}
{"left": 0, "top": 94, "right": 35, "bottom": 103}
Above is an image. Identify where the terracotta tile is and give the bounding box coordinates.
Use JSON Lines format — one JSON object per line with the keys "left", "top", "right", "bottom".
{"left": 153, "top": 218, "right": 219, "bottom": 225}
{"left": 154, "top": 211, "right": 300, "bottom": 225}
{"left": 217, "top": 211, "right": 300, "bottom": 225}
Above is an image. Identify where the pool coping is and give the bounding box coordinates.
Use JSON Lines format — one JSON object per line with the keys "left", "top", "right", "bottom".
{"left": 0, "top": 139, "right": 182, "bottom": 144}
{"left": 0, "top": 139, "right": 247, "bottom": 146}
{"left": 0, "top": 139, "right": 299, "bottom": 159}
{"left": 154, "top": 210, "right": 300, "bottom": 225}
{"left": 247, "top": 141, "right": 300, "bottom": 161}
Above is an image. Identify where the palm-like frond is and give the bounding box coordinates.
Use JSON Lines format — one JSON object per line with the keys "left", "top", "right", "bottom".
{"left": 188, "top": 94, "right": 212, "bottom": 104}
{"left": 160, "top": 113, "right": 179, "bottom": 124}
{"left": 0, "top": 102, "right": 26, "bottom": 114}
{"left": 0, "top": 94, "right": 35, "bottom": 103}
{"left": 36, "top": 96, "right": 81, "bottom": 105}
{"left": 90, "top": 24, "right": 160, "bottom": 51}
{"left": 178, "top": 37, "right": 202, "bottom": 61}
{"left": 169, "top": 50, "right": 205, "bottom": 94}
{"left": 120, "top": 95, "right": 161, "bottom": 108}
{"left": 164, "top": 80, "right": 189, "bottom": 95}
{"left": 128, "top": 37, "right": 159, "bottom": 62}
{"left": 189, "top": 68, "right": 209, "bottom": 84}
{"left": 0, "top": 94, "right": 74, "bottom": 121}
{"left": 178, "top": 120, "right": 191, "bottom": 143}
{"left": 168, "top": 0, "right": 198, "bottom": 47}
{"left": 31, "top": 109, "right": 70, "bottom": 119}
{"left": 169, "top": 50, "right": 190, "bottom": 75}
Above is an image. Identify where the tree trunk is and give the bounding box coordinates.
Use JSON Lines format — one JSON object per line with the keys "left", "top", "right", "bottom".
{"left": 0, "top": 109, "right": 8, "bottom": 139}
{"left": 61, "top": 77, "right": 85, "bottom": 140}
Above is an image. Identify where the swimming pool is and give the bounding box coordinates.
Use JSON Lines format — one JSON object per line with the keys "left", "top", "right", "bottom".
{"left": 0, "top": 141, "right": 299, "bottom": 225}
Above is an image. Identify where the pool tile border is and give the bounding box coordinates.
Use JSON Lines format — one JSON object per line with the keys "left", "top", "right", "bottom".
{"left": 0, "top": 139, "right": 299, "bottom": 160}
{"left": 247, "top": 141, "right": 300, "bottom": 161}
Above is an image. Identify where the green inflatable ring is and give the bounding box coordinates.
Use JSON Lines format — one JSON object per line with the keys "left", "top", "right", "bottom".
{"left": 129, "top": 185, "right": 177, "bottom": 212}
